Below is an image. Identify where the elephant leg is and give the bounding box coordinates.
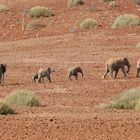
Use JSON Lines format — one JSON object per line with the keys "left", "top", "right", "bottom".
{"left": 102, "top": 68, "right": 109, "bottom": 79}
{"left": 81, "top": 71, "right": 83, "bottom": 78}
{"left": 136, "top": 68, "right": 140, "bottom": 78}
{"left": 37, "top": 74, "right": 42, "bottom": 83}
{"left": 114, "top": 69, "right": 119, "bottom": 79}
{"left": 47, "top": 75, "right": 51, "bottom": 82}
{"left": 75, "top": 74, "right": 78, "bottom": 80}
{"left": 109, "top": 67, "right": 113, "bottom": 78}
{"left": 121, "top": 67, "right": 127, "bottom": 78}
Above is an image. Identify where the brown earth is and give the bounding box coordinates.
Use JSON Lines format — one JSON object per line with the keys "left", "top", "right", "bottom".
{"left": 0, "top": 0, "right": 140, "bottom": 139}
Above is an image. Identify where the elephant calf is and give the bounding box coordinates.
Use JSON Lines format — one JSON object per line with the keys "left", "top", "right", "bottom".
{"left": 37, "top": 67, "right": 54, "bottom": 83}
{"left": 102, "top": 57, "right": 130, "bottom": 79}
{"left": 68, "top": 66, "right": 83, "bottom": 80}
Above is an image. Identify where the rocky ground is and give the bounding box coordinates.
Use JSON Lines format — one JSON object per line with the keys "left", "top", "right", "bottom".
{"left": 0, "top": 0, "right": 140, "bottom": 139}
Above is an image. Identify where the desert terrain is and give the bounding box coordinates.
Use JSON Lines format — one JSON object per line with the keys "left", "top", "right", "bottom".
{"left": 0, "top": 0, "right": 140, "bottom": 139}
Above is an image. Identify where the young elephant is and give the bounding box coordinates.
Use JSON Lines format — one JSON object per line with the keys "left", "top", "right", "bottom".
{"left": 136, "top": 59, "right": 140, "bottom": 78}
{"left": 102, "top": 57, "right": 130, "bottom": 79}
{"left": 0, "top": 63, "right": 6, "bottom": 85}
{"left": 37, "top": 67, "right": 54, "bottom": 83}
{"left": 68, "top": 66, "right": 83, "bottom": 80}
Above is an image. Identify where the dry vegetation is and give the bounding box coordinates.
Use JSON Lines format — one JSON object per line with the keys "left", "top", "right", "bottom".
{"left": 4, "top": 90, "right": 40, "bottom": 107}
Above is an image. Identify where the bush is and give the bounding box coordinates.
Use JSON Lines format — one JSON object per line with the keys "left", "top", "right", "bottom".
{"left": 112, "top": 14, "right": 140, "bottom": 28}
{"left": 28, "top": 6, "right": 54, "bottom": 18}
{"left": 109, "top": 1, "right": 118, "bottom": 8}
{"left": 80, "top": 18, "right": 97, "bottom": 29}
{"left": 102, "top": 88, "right": 140, "bottom": 109}
{"left": 0, "top": 100, "right": 14, "bottom": 115}
{"left": 26, "top": 20, "right": 46, "bottom": 30}
{"left": 0, "top": 4, "right": 9, "bottom": 12}
{"left": 68, "top": 0, "right": 84, "bottom": 6}
{"left": 4, "top": 90, "right": 40, "bottom": 107}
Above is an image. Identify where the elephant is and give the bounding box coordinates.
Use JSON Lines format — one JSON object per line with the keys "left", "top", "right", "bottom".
{"left": 102, "top": 57, "right": 130, "bottom": 79}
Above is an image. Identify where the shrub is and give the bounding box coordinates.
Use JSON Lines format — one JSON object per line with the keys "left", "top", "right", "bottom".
{"left": 68, "top": 0, "right": 84, "bottom": 6}
{"left": 26, "top": 20, "right": 46, "bottom": 30}
{"left": 136, "top": 42, "right": 140, "bottom": 48}
{"left": 109, "top": 1, "right": 118, "bottom": 8}
{"left": 102, "top": 88, "right": 140, "bottom": 109}
{"left": 112, "top": 14, "right": 140, "bottom": 28}
{"left": 4, "top": 90, "right": 40, "bottom": 107}
{"left": 0, "top": 4, "right": 9, "bottom": 12}
{"left": 28, "top": 6, "right": 54, "bottom": 18}
{"left": 80, "top": 18, "right": 97, "bottom": 29}
{"left": 0, "top": 100, "right": 14, "bottom": 115}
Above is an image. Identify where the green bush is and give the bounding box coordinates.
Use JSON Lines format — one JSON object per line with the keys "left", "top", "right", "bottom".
{"left": 0, "top": 100, "right": 14, "bottom": 115}
{"left": 112, "top": 14, "right": 140, "bottom": 28}
{"left": 0, "top": 4, "right": 9, "bottom": 12}
{"left": 26, "top": 20, "right": 46, "bottom": 30}
{"left": 102, "top": 88, "right": 140, "bottom": 109}
{"left": 4, "top": 90, "right": 40, "bottom": 107}
{"left": 68, "top": 0, "right": 84, "bottom": 6}
{"left": 80, "top": 18, "right": 97, "bottom": 29}
{"left": 28, "top": 6, "right": 54, "bottom": 18}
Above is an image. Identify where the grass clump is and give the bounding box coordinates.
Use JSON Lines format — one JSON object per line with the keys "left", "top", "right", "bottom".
{"left": 68, "top": 0, "right": 84, "bottom": 6}
{"left": 4, "top": 90, "right": 40, "bottom": 107}
{"left": 109, "top": 1, "right": 118, "bottom": 8}
{"left": 0, "top": 4, "right": 9, "bottom": 12}
{"left": 28, "top": 6, "right": 54, "bottom": 18}
{"left": 80, "top": 18, "right": 97, "bottom": 29}
{"left": 102, "top": 88, "right": 140, "bottom": 109}
{"left": 26, "top": 20, "right": 46, "bottom": 30}
{"left": 112, "top": 14, "right": 140, "bottom": 28}
{"left": 0, "top": 100, "right": 14, "bottom": 115}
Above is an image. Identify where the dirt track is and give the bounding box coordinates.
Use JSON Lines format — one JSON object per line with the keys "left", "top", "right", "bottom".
{"left": 0, "top": 0, "right": 140, "bottom": 139}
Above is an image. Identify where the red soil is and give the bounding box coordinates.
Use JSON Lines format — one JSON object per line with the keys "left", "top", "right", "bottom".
{"left": 0, "top": 0, "right": 140, "bottom": 139}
